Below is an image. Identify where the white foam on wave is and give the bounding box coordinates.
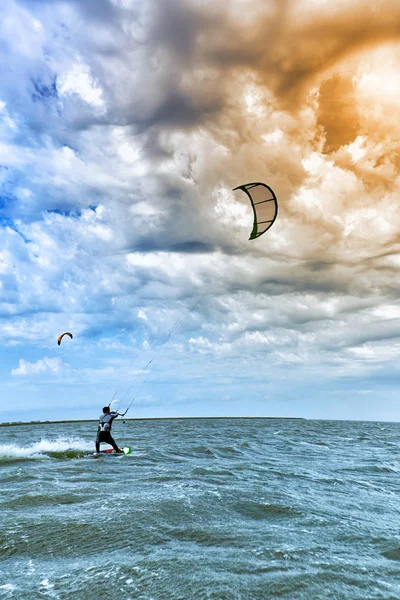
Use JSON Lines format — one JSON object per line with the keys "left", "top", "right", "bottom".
{"left": 0, "top": 436, "right": 93, "bottom": 459}
{"left": 0, "top": 584, "right": 16, "bottom": 592}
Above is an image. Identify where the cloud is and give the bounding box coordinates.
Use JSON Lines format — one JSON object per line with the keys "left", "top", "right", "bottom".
{"left": 317, "top": 74, "right": 360, "bottom": 153}
{"left": 11, "top": 357, "right": 63, "bottom": 376}
{"left": 1, "top": 0, "right": 400, "bottom": 420}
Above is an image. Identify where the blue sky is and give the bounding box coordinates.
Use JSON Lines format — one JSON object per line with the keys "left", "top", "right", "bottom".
{"left": 1, "top": 0, "right": 400, "bottom": 423}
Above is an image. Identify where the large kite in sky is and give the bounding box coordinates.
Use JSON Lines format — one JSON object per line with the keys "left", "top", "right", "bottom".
{"left": 233, "top": 182, "right": 278, "bottom": 240}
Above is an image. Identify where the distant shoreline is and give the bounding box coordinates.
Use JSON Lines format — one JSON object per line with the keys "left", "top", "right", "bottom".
{"left": 0, "top": 416, "right": 306, "bottom": 427}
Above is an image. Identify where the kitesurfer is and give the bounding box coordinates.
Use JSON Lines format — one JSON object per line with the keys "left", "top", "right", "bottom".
{"left": 95, "top": 406, "right": 123, "bottom": 454}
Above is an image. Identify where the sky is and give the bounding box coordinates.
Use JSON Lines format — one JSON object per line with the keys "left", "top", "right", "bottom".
{"left": 1, "top": 0, "right": 400, "bottom": 423}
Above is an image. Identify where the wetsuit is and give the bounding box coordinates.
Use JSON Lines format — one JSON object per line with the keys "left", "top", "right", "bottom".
{"left": 95, "top": 413, "right": 120, "bottom": 453}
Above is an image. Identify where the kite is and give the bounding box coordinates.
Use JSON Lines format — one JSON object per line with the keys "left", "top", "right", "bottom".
{"left": 233, "top": 182, "right": 278, "bottom": 240}
{"left": 57, "top": 332, "right": 73, "bottom": 346}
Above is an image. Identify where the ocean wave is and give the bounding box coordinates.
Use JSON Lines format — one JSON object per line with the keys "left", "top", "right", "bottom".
{"left": 382, "top": 546, "right": 400, "bottom": 561}
{"left": 0, "top": 583, "right": 16, "bottom": 595}
{"left": 191, "top": 467, "right": 236, "bottom": 477}
{"left": 2, "top": 493, "right": 86, "bottom": 509}
{"left": 168, "top": 527, "right": 240, "bottom": 547}
{"left": 234, "top": 501, "right": 302, "bottom": 520}
{"left": 340, "top": 464, "right": 399, "bottom": 474}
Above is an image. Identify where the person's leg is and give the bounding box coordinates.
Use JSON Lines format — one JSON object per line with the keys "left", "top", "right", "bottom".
{"left": 95, "top": 433, "right": 101, "bottom": 453}
{"left": 105, "top": 432, "right": 121, "bottom": 453}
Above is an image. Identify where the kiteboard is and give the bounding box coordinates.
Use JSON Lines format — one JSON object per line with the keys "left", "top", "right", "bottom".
{"left": 94, "top": 447, "right": 132, "bottom": 456}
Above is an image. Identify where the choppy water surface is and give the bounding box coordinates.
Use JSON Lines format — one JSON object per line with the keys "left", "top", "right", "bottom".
{"left": 0, "top": 418, "right": 399, "bottom": 599}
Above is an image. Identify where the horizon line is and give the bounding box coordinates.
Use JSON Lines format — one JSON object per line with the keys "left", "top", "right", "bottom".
{"left": 1, "top": 416, "right": 307, "bottom": 427}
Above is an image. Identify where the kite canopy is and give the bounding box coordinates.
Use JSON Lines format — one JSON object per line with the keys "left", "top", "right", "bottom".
{"left": 233, "top": 182, "right": 278, "bottom": 240}
{"left": 57, "top": 332, "right": 73, "bottom": 346}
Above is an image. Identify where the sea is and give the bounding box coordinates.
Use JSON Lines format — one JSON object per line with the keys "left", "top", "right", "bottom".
{"left": 0, "top": 418, "right": 399, "bottom": 599}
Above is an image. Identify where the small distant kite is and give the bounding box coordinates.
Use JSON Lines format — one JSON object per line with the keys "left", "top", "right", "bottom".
{"left": 233, "top": 182, "right": 278, "bottom": 240}
{"left": 57, "top": 332, "right": 73, "bottom": 346}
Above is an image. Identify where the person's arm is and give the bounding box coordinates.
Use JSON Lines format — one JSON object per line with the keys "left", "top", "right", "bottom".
{"left": 109, "top": 412, "right": 123, "bottom": 421}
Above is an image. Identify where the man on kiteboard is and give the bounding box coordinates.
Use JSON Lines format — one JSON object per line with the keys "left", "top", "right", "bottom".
{"left": 95, "top": 406, "right": 123, "bottom": 454}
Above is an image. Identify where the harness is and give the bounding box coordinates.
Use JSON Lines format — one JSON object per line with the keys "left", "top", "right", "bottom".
{"left": 98, "top": 414, "right": 112, "bottom": 433}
